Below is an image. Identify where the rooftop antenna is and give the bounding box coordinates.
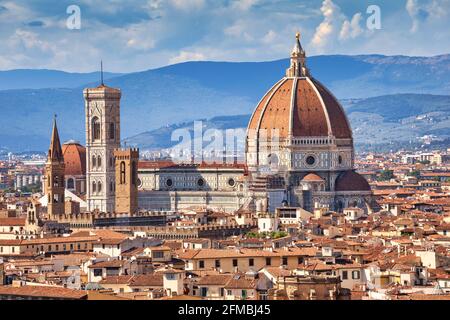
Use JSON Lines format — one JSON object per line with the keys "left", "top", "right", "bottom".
{"left": 100, "top": 60, "right": 104, "bottom": 86}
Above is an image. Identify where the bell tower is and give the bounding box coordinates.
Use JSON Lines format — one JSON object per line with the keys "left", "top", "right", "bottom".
{"left": 114, "top": 148, "right": 139, "bottom": 214}
{"left": 84, "top": 68, "right": 121, "bottom": 213}
{"left": 46, "top": 116, "right": 65, "bottom": 219}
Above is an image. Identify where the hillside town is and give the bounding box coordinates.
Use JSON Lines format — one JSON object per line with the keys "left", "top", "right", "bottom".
{"left": 0, "top": 34, "right": 449, "bottom": 301}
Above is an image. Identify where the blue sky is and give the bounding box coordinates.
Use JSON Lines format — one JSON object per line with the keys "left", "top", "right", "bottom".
{"left": 0, "top": 0, "right": 449, "bottom": 72}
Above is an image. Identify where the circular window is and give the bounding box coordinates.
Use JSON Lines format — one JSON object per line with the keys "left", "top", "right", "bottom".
{"left": 228, "top": 178, "right": 236, "bottom": 187}
{"left": 338, "top": 155, "right": 343, "bottom": 165}
{"left": 166, "top": 178, "right": 173, "bottom": 188}
{"left": 197, "top": 178, "right": 205, "bottom": 187}
{"left": 306, "top": 156, "right": 316, "bottom": 166}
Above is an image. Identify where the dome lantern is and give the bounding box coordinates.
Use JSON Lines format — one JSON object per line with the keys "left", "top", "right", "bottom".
{"left": 286, "top": 32, "right": 308, "bottom": 77}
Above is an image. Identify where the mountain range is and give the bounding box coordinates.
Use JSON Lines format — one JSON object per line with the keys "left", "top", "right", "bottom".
{"left": 124, "top": 93, "right": 450, "bottom": 154}
{"left": 1, "top": 54, "right": 450, "bottom": 152}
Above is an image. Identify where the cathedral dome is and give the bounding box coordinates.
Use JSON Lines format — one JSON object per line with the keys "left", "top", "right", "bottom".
{"left": 301, "top": 173, "right": 324, "bottom": 182}
{"left": 335, "top": 170, "right": 371, "bottom": 192}
{"left": 247, "top": 34, "right": 352, "bottom": 140}
{"left": 62, "top": 141, "right": 86, "bottom": 177}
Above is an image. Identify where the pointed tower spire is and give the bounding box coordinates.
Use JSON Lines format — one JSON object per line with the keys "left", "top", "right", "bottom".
{"left": 100, "top": 60, "right": 104, "bottom": 86}
{"left": 286, "top": 32, "right": 308, "bottom": 77}
{"left": 48, "top": 115, "right": 64, "bottom": 163}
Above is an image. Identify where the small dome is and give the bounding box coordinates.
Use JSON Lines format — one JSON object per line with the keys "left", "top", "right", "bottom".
{"left": 301, "top": 173, "right": 324, "bottom": 182}
{"left": 335, "top": 170, "right": 371, "bottom": 192}
{"left": 62, "top": 142, "right": 86, "bottom": 176}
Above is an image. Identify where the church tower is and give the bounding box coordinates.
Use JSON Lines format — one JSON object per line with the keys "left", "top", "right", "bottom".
{"left": 114, "top": 148, "right": 139, "bottom": 214}
{"left": 84, "top": 73, "right": 121, "bottom": 213}
{"left": 46, "top": 117, "right": 65, "bottom": 219}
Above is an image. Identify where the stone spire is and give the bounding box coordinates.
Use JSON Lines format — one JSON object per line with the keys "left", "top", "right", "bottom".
{"left": 48, "top": 115, "right": 64, "bottom": 163}
{"left": 45, "top": 115, "right": 65, "bottom": 219}
{"left": 286, "top": 32, "right": 308, "bottom": 77}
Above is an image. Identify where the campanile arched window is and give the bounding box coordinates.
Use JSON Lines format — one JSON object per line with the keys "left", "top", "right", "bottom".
{"left": 67, "top": 178, "right": 75, "bottom": 189}
{"left": 92, "top": 181, "right": 97, "bottom": 193}
{"left": 109, "top": 123, "right": 115, "bottom": 140}
{"left": 92, "top": 117, "right": 100, "bottom": 141}
{"left": 131, "top": 161, "right": 137, "bottom": 186}
{"left": 120, "top": 161, "right": 126, "bottom": 184}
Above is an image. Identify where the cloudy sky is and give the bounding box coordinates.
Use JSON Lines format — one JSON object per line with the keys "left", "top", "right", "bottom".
{"left": 0, "top": 0, "right": 449, "bottom": 72}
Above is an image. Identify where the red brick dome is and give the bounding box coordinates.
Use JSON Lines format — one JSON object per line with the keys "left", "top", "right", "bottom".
{"left": 335, "top": 170, "right": 371, "bottom": 192}
{"left": 62, "top": 141, "right": 86, "bottom": 177}
{"left": 302, "top": 173, "right": 325, "bottom": 182}
{"left": 247, "top": 34, "right": 352, "bottom": 141}
{"left": 248, "top": 77, "right": 352, "bottom": 140}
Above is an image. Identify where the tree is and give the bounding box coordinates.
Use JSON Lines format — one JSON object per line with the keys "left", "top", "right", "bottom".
{"left": 377, "top": 170, "right": 394, "bottom": 181}
{"left": 20, "top": 184, "right": 42, "bottom": 194}
{"left": 409, "top": 170, "right": 420, "bottom": 178}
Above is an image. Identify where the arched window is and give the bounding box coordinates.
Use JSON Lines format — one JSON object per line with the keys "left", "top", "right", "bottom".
{"left": 92, "top": 117, "right": 100, "bottom": 141}
{"left": 97, "top": 155, "right": 102, "bottom": 168}
{"left": 131, "top": 161, "right": 137, "bottom": 186}
{"left": 120, "top": 161, "right": 126, "bottom": 184}
{"left": 92, "top": 181, "right": 97, "bottom": 193}
{"left": 53, "top": 176, "right": 59, "bottom": 187}
{"left": 67, "top": 178, "right": 75, "bottom": 189}
{"left": 110, "top": 181, "right": 114, "bottom": 192}
{"left": 98, "top": 181, "right": 102, "bottom": 193}
{"left": 109, "top": 123, "right": 115, "bottom": 140}
{"left": 92, "top": 155, "right": 97, "bottom": 168}
{"left": 47, "top": 175, "right": 51, "bottom": 187}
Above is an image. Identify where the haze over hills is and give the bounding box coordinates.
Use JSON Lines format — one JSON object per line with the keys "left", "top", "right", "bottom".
{"left": 0, "top": 70, "right": 122, "bottom": 90}
{"left": 1, "top": 54, "right": 450, "bottom": 152}
{"left": 123, "top": 93, "right": 450, "bottom": 154}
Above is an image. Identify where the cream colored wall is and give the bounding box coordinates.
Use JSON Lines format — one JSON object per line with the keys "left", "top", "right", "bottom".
{"left": 23, "top": 241, "right": 93, "bottom": 254}
{"left": 187, "top": 255, "right": 301, "bottom": 273}
{"left": 93, "top": 244, "right": 121, "bottom": 258}
{"left": 225, "top": 288, "right": 256, "bottom": 300}
{"left": 0, "top": 244, "right": 22, "bottom": 255}
{"left": 101, "top": 283, "right": 132, "bottom": 294}
{"left": 197, "top": 285, "right": 225, "bottom": 299}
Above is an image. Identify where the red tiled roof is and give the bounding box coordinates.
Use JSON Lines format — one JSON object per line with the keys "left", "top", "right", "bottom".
{"left": 0, "top": 218, "right": 26, "bottom": 227}
{"left": 62, "top": 142, "right": 86, "bottom": 176}
{"left": 335, "top": 170, "right": 371, "bottom": 192}
{"left": 0, "top": 285, "right": 87, "bottom": 300}
{"left": 302, "top": 173, "right": 325, "bottom": 182}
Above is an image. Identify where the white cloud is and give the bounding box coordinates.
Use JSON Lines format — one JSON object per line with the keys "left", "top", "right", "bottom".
{"left": 224, "top": 21, "right": 254, "bottom": 42}
{"left": 339, "top": 13, "right": 363, "bottom": 40}
{"left": 169, "top": 0, "right": 205, "bottom": 11}
{"left": 311, "top": 0, "right": 341, "bottom": 50}
{"left": 231, "top": 0, "right": 260, "bottom": 11}
{"left": 262, "top": 30, "right": 277, "bottom": 44}
{"left": 406, "top": 0, "right": 421, "bottom": 32}
{"left": 169, "top": 50, "right": 206, "bottom": 64}
{"left": 1, "top": 0, "right": 450, "bottom": 72}
{"left": 406, "top": 0, "right": 450, "bottom": 33}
